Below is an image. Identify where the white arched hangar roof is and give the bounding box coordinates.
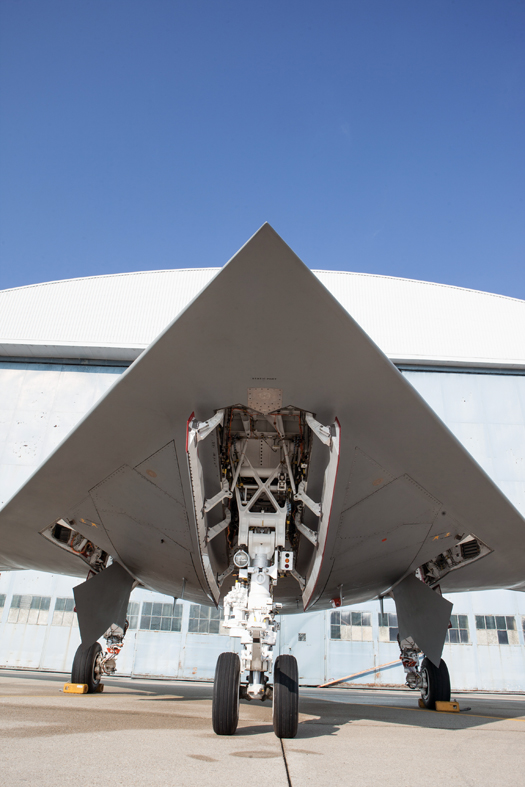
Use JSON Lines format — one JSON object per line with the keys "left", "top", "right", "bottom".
{"left": 0, "top": 268, "right": 524, "bottom": 369}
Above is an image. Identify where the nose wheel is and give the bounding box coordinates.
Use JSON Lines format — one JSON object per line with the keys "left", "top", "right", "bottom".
{"left": 212, "top": 652, "right": 241, "bottom": 735}
{"left": 273, "top": 654, "right": 299, "bottom": 739}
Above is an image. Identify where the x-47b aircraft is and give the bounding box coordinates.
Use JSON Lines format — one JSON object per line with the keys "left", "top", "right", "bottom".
{"left": 1, "top": 225, "right": 525, "bottom": 737}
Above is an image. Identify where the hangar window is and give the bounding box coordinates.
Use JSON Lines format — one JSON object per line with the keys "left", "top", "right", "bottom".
{"left": 445, "top": 614, "right": 470, "bottom": 643}
{"left": 378, "top": 612, "right": 399, "bottom": 643}
{"left": 140, "top": 602, "right": 182, "bottom": 632}
{"left": 189, "top": 604, "right": 221, "bottom": 634}
{"left": 126, "top": 602, "right": 140, "bottom": 630}
{"left": 475, "top": 615, "right": 518, "bottom": 645}
{"left": 330, "top": 611, "right": 373, "bottom": 641}
{"left": 52, "top": 598, "right": 77, "bottom": 626}
{"left": 8, "top": 595, "right": 50, "bottom": 625}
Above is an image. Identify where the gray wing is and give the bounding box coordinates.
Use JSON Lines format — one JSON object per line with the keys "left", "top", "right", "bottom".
{"left": 0, "top": 223, "right": 524, "bottom": 609}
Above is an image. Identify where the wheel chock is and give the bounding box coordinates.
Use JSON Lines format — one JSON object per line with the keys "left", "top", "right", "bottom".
{"left": 418, "top": 699, "right": 460, "bottom": 712}
{"left": 63, "top": 683, "right": 89, "bottom": 694}
{"left": 435, "top": 700, "right": 460, "bottom": 712}
{"left": 63, "top": 683, "right": 105, "bottom": 694}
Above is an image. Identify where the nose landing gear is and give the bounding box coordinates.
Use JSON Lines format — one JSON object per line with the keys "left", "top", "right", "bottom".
{"left": 188, "top": 405, "right": 340, "bottom": 738}
{"left": 212, "top": 650, "right": 299, "bottom": 739}
{"left": 214, "top": 550, "right": 300, "bottom": 738}
{"left": 272, "top": 654, "right": 299, "bottom": 739}
{"left": 212, "top": 652, "right": 241, "bottom": 735}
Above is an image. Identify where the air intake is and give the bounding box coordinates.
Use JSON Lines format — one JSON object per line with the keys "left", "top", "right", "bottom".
{"left": 460, "top": 540, "right": 481, "bottom": 560}
{"left": 52, "top": 523, "right": 71, "bottom": 544}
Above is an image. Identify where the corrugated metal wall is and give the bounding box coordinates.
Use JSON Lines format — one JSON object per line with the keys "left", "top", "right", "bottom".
{"left": 1, "top": 571, "right": 524, "bottom": 689}
{"left": 2, "top": 268, "right": 525, "bottom": 366}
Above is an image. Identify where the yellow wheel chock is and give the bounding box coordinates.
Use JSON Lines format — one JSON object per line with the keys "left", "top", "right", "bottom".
{"left": 63, "top": 683, "right": 104, "bottom": 694}
{"left": 418, "top": 698, "right": 460, "bottom": 712}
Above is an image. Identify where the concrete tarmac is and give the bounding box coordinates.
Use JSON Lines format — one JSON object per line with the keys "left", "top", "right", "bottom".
{"left": 0, "top": 669, "right": 524, "bottom": 787}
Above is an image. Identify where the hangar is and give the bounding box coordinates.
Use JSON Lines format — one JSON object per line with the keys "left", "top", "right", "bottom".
{"left": 1, "top": 236, "right": 525, "bottom": 693}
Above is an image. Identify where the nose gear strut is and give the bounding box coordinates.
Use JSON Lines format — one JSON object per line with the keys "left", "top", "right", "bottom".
{"left": 187, "top": 405, "right": 339, "bottom": 738}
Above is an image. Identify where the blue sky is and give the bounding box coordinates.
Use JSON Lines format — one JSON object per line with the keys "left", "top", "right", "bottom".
{"left": 0, "top": 1, "right": 523, "bottom": 298}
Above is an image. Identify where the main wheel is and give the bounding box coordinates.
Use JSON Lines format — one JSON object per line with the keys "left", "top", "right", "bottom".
{"left": 71, "top": 642, "right": 102, "bottom": 693}
{"left": 420, "top": 657, "right": 451, "bottom": 709}
{"left": 273, "top": 654, "right": 299, "bottom": 738}
{"left": 212, "top": 652, "right": 241, "bottom": 735}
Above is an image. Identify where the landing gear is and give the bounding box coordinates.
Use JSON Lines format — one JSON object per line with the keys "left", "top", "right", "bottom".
{"left": 188, "top": 406, "right": 340, "bottom": 739}
{"left": 420, "top": 657, "right": 451, "bottom": 709}
{"left": 70, "top": 621, "right": 129, "bottom": 691}
{"left": 273, "top": 655, "right": 299, "bottom": 739}
{"left": 212, "top": 652, "right": 241, "bottom": 735}
{"left": 398, "top": 637, "right": 451, "bottom": 709}
{"left": 71, "top": 641, "right": 102, "bottom": 692}
{"left": 98, "top": 622, "right": 128, "bottom": 676}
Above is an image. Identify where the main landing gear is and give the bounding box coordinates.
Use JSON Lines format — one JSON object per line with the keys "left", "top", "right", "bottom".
{"left": 399, "top": 637, "right": 451, "bottom": 710}
{"left": 420, "top": 656, "right": 451, "bottom": 709}
{"left": 70, "top": 622, "right": 129, "bottom": 692}
{"left": 273, "top": 654, "right": 299, "bottom": 739}
{"left": 71, "top": 641, "right": 102, "bottom": 692}
{"left": 212, "top": 652, "right": 241, "bottom": 735}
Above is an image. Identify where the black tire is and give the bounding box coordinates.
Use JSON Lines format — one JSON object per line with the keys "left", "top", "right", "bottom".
{"left": 71, "top": 642, "right": 102, "bottom": 693}
{"left": 420, "top": 657, "right": 451, "bottom": 709}
{"left": 212, "top": 652, "right": 240, "bottom": 735}
{"left": 273, "top": 654, "right": 299, "bottom": 738}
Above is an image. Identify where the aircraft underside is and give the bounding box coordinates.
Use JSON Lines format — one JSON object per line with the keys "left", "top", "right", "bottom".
{"left": 40, "top": 397, "right": 491, "bottom": 736}
{"left": 2, "top": 224, "right": 523, "bottom": 738}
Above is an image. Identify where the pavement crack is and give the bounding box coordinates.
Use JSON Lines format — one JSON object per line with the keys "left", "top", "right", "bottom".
{"left": 280, "top": 740, "right": 292, "bottom": 787}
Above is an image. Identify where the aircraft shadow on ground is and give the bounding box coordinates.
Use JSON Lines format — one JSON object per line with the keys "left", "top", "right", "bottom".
{"left": 295, "top": 695, "right": 524, "bottom": 735}
{"left": 0, "top": 694, "right": 521, "bottom": 741}
{"left": 2, "top": 672, "right": 522, "bottom": 739}
{"left": 132, "top": 689, "right": 523, "bottom": 737}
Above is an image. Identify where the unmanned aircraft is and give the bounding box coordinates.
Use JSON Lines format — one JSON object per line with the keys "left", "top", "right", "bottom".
{"left": 1, "top": 224, "right": 524, "bottom": 738}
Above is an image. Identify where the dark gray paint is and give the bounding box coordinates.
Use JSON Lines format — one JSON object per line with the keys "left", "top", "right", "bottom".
{"left": 73, "top": 561, "right": 135, "bottom": 646}
{"left": 393, "top": 573, "right": 454, "bottom": 666}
